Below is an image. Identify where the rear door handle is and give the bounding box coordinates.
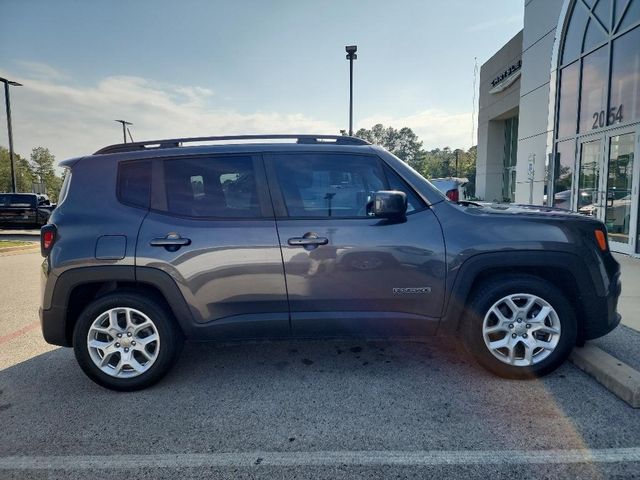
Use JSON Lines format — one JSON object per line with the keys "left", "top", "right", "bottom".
{"left": 150, "top": 234, "right": 191, "bottom": 251}
{"left": 288, "top": 232, "right": 328, "bottom": 250}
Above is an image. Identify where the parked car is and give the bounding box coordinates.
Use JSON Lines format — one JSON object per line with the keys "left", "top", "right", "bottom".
{"left": 579, "top": 193, "right": 632, "bottom": 235}
{"left": 39, "top": 134, "right": 621, "bottom": 390}
{"left": 428, "top": 177, "right": 468, "bottom": 202}
{"left": 0, "top": 193, "right": 54, "bottom": 228}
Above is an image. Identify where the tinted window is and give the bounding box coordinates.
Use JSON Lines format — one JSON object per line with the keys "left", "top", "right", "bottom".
{"left": 163, "top": 156, "right": 260, "bottom": 218}
{"left": 383, "top": 165, "right": 424, "bottom": 213}
{"left": 274, "top": 154, "right": 386, "bottom": 218}
{"left": 0, "top": 194, "right": 36, "bottom": 207}
{"left": 118, "top": 161, "right": 150, "bottom": 208}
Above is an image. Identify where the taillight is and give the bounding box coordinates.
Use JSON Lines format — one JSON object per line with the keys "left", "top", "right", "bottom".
{"left": 594, "top": 229, "right": 608, "bottom": 252}
{"left": 41, "top": 224, "right": 57, "bottom": 257}
{"left": 446, "top": 188, "right": 459, "bottom": 202}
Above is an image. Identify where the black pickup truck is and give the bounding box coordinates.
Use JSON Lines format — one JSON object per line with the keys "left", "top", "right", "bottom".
{"left": 0, "top": 193, "right": 55, "bottom": 228}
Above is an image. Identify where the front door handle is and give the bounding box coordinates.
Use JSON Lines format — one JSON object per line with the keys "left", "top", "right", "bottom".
{"left": 288, "top": 232, "right": 328, "bottom": 250}
{"left": 150, "top": 233, "right": 191, "bottom": 251}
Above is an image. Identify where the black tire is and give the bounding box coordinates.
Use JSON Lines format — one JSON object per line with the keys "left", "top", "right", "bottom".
{"left": 73, "top": 291, "right": 183, "bottom": 391}
{"left": 463, "top": 274, "right": 577, "bottom": 379}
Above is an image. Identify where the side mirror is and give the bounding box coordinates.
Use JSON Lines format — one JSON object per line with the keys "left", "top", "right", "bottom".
{"left": 373, "top": 190, "right": 407, "bottom": 220}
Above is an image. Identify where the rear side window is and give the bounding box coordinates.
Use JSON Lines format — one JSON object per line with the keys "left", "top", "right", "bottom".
{"left": 118, "top": 161, "right": 151, "bottom": 208}
{"left": 162, "top": 155, "right": 261, "bottom": 218}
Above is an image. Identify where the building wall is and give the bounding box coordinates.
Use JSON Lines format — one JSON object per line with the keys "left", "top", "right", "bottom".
{"left": 476, "top": 30, "right": 523, "bottom": 202}
{"left": 513, "top": 0, "right": 564, "bottom": 204}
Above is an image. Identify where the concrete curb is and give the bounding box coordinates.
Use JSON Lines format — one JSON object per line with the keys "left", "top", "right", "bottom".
{"left": 570, "top": 344, "right": 640, "bottom": 408}
{"left": 0, "top": 244, "right": 39, "bottom": 254}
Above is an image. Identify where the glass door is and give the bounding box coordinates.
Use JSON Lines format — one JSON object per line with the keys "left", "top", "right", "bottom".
{"left": 604, "top": 129, "right": 638, "bottom": 254}
{"left": 576, "top": 138, "right": 605, "bottom": 218}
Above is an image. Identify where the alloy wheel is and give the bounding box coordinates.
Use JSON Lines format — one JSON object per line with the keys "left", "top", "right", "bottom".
{"left": 86, "top": 307, "right": 160, "bottom": 378}
{"left": 482, "top": 293, "right": 561, "bottom": 367}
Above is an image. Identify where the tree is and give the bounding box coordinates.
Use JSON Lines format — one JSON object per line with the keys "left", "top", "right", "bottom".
{"left": 30, "top": 147, "right": 63, "bottom": 202}
{"left": 353, "top": 124, "right": 423, "bottom": 168}
{"left": 344, "top": 124, "right": 478, "bottom": 198}
{"left": 0, "top": 146, "right": 35, "bottom": 193}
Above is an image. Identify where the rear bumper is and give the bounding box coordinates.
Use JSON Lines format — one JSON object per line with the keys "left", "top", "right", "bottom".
{"left": 39, "top": 305, "right": 70, "bottom": 347}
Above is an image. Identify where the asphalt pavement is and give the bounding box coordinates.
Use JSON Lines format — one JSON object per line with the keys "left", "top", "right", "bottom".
{"left": 0, "top": 251, "right": 639, "bottom": 479}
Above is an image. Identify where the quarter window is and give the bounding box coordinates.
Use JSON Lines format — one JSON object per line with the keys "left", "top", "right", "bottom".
{"left": 162, "top": 156, "right": 261, "bottom": 218}
{"left": 118, "top": 161, "right": 150, "bottom": 208}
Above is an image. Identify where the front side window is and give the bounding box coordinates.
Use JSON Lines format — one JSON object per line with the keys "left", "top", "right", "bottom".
{"left": 273, "top": 154, "right": 386, "bottom": 218}
{"left": 383, "top": 165, "right": 424, "bottom": 213}
{"left": 163, "top": 155, "right": 260, "bottom": 218}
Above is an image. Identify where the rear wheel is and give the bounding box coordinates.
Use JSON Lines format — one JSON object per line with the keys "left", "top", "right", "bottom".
{"left": 73, "top": 292, "right": 183, "bottom": 391}
{"left": 463, "top": 275, "right": 576, "bottom": 379}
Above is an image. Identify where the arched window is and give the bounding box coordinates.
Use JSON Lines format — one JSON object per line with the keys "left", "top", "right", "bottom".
{"left": 552, "top": 0, "right": 640, "bottom": 204}
{"left": 556, "top": 0, "right": 640, "bottom": 138}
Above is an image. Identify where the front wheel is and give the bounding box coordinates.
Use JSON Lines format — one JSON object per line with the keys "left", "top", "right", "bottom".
{"left": 463, "top": 275, "right": 577, "bottom": 379}
{"left": 73, "top": 292, "right": 183, "bottom": 391}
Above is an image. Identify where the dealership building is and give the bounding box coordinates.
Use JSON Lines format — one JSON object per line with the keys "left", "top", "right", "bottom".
{"left": 477, "top": 0, "right": 640, "bottom": 254}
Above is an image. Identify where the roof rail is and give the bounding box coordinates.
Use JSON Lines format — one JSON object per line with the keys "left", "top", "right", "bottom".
{"left": 94, "top": 134, "right": 369, "bottom": 155}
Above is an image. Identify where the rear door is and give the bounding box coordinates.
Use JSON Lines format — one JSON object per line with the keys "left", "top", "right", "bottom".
{"left": 264, "top": 151, "right": 446, "bottom": 337}
{"left": 136, "top": 153, "right": 289, "bottom": 338}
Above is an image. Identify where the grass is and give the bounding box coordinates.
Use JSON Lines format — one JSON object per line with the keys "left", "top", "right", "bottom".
{"left": 0, "top": 240, "right": 35, "bottom": 248}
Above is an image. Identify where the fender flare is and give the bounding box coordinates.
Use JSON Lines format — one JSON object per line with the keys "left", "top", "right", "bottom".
{"left": 439, "top": 250, "right": 599, "bottom": 335}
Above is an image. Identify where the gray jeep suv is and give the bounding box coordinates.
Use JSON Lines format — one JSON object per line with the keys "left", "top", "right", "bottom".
{"left": 39, "top": 135, "right": 622, "bottom": 390}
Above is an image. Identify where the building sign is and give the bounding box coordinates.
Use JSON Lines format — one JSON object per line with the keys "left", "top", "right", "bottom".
{"left": 490, "top": 59, "right": 522, "bottom": 94}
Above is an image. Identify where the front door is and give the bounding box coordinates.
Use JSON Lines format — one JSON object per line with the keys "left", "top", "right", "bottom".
{"left": 265, "top": 152, "right": 446, "bottom": 337}
{"left": 136, "top": 154, "right": 289, "bottom": 338}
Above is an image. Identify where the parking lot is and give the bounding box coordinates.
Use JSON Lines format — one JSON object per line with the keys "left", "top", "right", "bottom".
{"left": 1, "top": 241, "right": 640, "bottom": 478}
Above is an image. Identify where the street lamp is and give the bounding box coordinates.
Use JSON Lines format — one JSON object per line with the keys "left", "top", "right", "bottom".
{"left": 345, "top": 45, "right": 357, "bottom": 136}
{"left": 0, "top": 77, "right": 23, "bottom": 193}
{"left": 115, "top": 119, "right": 133, "bottom": 143}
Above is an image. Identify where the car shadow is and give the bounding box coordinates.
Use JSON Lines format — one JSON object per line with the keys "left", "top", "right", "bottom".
{"left": 0, "top": 337, "right": 637, "bottom": 459}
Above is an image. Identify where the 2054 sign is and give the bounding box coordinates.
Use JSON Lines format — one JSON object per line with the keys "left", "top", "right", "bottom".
{"left": 592, "top": 104, "right": 623, "bottom": 129}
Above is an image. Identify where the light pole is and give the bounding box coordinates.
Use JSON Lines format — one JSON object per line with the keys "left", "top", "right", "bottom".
{"left": 115, "top": 119, "right": 133, "bottom": 143}
{"left": 345, "top": 45, "right": 357, "bottom": 136}
{"left": 0, "top": 77, "right": 23, "bottom": 193}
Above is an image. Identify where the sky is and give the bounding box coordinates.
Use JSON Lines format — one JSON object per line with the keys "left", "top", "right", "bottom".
{"left": 0, "top": 0, "right": 523, "bottom": 162}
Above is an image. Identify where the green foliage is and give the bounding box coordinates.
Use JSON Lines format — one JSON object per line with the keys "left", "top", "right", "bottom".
{"left": 353, "top": 125, "right": 477, "bottom": 196}
{"left": 0, "top": 146, "right": 35, "bottom": 193}
{"left": 354, "top": 124, "right": 423, "bottom": 168}
{"left": 0, "top": 145, "right": 64, "bottom": 202}
{"left": 30, "top": 147, "right": 63, "bottom": 202}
